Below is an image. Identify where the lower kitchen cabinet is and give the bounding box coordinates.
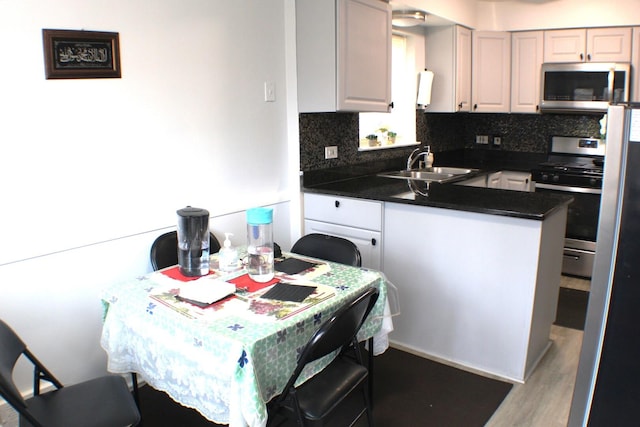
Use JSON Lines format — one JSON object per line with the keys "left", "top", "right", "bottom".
{"left": 302, "top": 193, "right": 382, "bottom": 269}
{"left": 487, "top": 171, "right": 533, "bottom": 191}
{"left": 383, "top": 201, "right": 567, "bottom": 382}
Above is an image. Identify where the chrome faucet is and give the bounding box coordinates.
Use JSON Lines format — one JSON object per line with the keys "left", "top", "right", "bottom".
{"left": 406, "top": 146, "right": 431, "bottom": 170}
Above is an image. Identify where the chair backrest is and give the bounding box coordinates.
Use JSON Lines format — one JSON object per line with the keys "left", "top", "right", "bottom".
{"left": 280, "top": 287, "right": 379, "bottom": 396}
{"left": 0, "top": 319, "right": 28, "bottom": 410}
{"left": 291, "top": 233, "right": 362, "bottom": 267}
{"left": 150, "top": 230, "right": 222, "bottom": 271}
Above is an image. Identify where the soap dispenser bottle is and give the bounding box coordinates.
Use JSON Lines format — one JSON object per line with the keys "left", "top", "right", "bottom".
{"left": 218, "top": 233, "right": 238, "bottom": 272}
{"left": 425, "top": 145, "right": 434, "bottom": 168}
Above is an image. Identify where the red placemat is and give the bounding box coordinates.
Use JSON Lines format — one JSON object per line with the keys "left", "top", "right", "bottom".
{"left": 160, "top": 266, "right": 215, "bottom": 282}
{"left": 228, "top": 274, "right": 279, "bottom": 292}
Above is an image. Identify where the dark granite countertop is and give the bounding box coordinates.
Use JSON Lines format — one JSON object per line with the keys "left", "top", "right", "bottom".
{"left": 302, "top": 170, "right": 573, "bottom": 221}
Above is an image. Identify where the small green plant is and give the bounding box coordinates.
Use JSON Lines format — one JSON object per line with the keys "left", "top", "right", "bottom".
{"left": 366, "top": 134, "right": 378, "bottom": 140}
{"left": 387, "top": 131, "right": 397, "bottom": 138}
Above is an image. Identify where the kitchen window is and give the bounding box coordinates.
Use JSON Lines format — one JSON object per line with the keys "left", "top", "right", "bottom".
{"left": 358, "top": 33, "right": 419, "bottom": 150}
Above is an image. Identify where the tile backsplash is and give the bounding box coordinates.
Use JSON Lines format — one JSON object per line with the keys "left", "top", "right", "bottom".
{"left": 300, "top": 111, "right": 604, "bottom": 172}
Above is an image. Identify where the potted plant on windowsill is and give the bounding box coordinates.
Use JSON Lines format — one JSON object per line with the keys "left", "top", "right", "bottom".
{"left": 387, "top": 131, "right": 397, "bottom": 145}
{"left": 366, "top": 134, "right": 379, "bottom": 147}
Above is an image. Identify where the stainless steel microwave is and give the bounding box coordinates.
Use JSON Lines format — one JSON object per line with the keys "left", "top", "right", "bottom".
{"left": 540, "top": 62, "right": 630, "bottom": 113}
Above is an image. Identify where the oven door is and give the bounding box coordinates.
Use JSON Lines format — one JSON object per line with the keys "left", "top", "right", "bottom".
{"left": 535, "top": 182, "right": 602, "bottom": 278}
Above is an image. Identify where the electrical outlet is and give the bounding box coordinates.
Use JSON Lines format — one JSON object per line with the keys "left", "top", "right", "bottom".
{"left": 475, "top": 135, "right": 489, "bottom": 144}
{"left": 324, "top": 146, "right": 338, "bottom": 159}
{"left": 493, "top": 136, "right": 502, "bottom": 146}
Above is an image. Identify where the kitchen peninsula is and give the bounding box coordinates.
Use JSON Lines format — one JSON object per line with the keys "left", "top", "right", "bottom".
{"left": 302, "top": 164, "right": 572, "bottom": 383}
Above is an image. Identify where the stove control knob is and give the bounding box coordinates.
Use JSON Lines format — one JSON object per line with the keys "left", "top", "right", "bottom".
{"left": 590, "top": 177, "right": 599, "bottom": 187}
{"left": 541, "top": 173, "right": 549, "bottom": 181}
{"left": 552, "top": 175, "right": 560, "bottom": 183}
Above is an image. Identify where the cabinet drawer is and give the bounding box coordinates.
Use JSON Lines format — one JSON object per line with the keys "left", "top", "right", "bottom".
{"left": 304, "top": 219, "right": 382, "bottom": 270}
{"left": 303, "top": 193, "right": 382, "bottom": 231}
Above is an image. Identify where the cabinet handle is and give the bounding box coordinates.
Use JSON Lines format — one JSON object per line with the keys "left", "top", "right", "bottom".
{"left": 388, "top": 102, "right": 394, "bottom": 110}
{"left": 536, "top": 105, "right": 539, "bottom": 111}
{"left": 334, "top": 200, "right": 340, "bottom": 208}
{"left": 587, "top": 53, "right": 591, "bottom": 61}
{"left": 371, "top": 238, "right": 377, "bottom": 246}
{"left": 473, "top": 104, "right": 478, "bottom": 110}
{"left": 580, "top": 53, "right": 584, "bottom": 61}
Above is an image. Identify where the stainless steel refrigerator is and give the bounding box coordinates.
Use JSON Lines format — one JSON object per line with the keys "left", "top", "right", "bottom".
{"left": 569, "top": 104, "right": 640, "bottom": 426}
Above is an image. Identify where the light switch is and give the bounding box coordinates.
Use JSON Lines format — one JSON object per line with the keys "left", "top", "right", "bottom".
{"left": 264, "top": 81, "right": 276, "bottom": 102}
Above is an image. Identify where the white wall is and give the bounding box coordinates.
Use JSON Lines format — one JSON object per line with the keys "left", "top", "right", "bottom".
{"left": 0, "top": 0, "right": 298, "bottom": 395}
{"left": 476, "top": 0, "right": 640, "bottom": 31}
{"left": 393, "top": 0, "right": 640, "bottom": 31}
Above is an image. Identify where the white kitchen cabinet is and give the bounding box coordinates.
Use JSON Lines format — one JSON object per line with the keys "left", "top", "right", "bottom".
{"left": 472, "top": 31, "right": 511, "bottom": 113}
{"left": 511, "top": 31, "right": 543, "bottom": 113}
{"left": 502, "top": 171, "right": 533, "bottom": 191}
{"left": 544, "top": 27, "right": 632, "bottom": 63}
{"left": 632, "top": 27, "right": 640, "bottom": 102}
{"left": 296, "top": 0, "right": 391, "bottom": 113}
{"left": 487, "top": 171, "right": 533, "bottom": 191}
{"left": 424, "top": 25, "right": 472, "bottom": 113}
{"left": 302, "top": 193, "right": 382, "bottom": 270}
{"left": 487, "top": 171, "right": 503, "bottom": 189}
{"left": 384, "top": 201, "right": 567, "bottom": 382}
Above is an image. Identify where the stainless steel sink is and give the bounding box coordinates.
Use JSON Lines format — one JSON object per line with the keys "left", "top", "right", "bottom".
{"left": 377, "top": 167, "right": 478, "bottom": 184}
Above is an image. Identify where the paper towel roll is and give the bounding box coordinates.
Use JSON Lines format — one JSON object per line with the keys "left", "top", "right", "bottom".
{"left": 417, "top": 70, "right": 434, "bottom": 106}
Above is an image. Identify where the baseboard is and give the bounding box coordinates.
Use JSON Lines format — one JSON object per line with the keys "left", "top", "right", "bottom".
{"left": 388, "top": 340, "right": 519, "bottom": 384}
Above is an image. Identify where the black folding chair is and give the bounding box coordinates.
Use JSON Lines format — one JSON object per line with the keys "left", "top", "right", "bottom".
{"left": 150, "top": 230, "right": 221, "bottom": 271}
{"left": 291, "top": 233, "right": 362, "bottom": 267}
{"left": 267, "top": 287, "right": 379, "bottom": 427}
{"left": 0, "top": 319, "right": 140, "bottom": 427}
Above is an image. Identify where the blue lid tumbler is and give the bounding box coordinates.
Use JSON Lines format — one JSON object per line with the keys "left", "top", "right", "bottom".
{"left": 246, "top": 207, "right": 274, "bottom": 282}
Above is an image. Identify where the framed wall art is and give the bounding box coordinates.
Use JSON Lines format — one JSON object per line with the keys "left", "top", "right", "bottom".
{"left": 42, "top": 29, "right": 121, "bottom": 79}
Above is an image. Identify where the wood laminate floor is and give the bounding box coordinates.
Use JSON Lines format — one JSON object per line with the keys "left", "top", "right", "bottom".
{"left": 485, "top": 275, "right": 589, "bottom": 427}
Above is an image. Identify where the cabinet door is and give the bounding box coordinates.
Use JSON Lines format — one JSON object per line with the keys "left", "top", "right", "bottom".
{"left": 424, "top": 25, "right": 471, "bottom": 113}
{"left": 337, "top": 0, "right": 391, "bottom": 112}
{"left": 487, "top": 172, "right": 502, "bottom": 189}
{"left": 587, "top": 27, "right": 632, "bottom": 63}
{"left": 633, "top": 27, "right": 640, "bottom": 102}
{"left": 472, "top": 31, "right": 511, "bottom": 113}
{"left": 304, "top": 220, "right": 382, "bottom": 270}
{"left": 544, "top": 28, "right": 632, "bottom": 63}
{"left": 456, "top": 26, "right": 472, "bottom": 112}
{"left": 511, "top": 31, "right": 543, "bottom": 114}
{"left": 544, "top": 29, "right": 586, "bottom": 62}
{"left": 502, "top": 171, "right": 532, "bottom": 192}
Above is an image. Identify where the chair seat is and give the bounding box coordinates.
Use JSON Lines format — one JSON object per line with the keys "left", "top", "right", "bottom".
{"left": 296, "top": 356, "right": 368, "bottom": 421}
{"left": 22, "top": 375, "right": 140, "bottom": 427}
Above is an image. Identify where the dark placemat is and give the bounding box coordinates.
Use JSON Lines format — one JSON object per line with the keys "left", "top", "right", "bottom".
{"left": 261, "top": 282, "right": 317, "bottom": 302}
{"left": 554, "top": 287, "right": 589, "bottom": 330}
{"left": 274, "top": 258, "right": 318, "bottom": 275}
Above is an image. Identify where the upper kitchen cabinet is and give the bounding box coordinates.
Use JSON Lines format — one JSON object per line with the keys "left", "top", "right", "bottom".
{"left": 472, "top": 31, "right": 511, "bottom": 113}
{"left": 632, "top": 27, "right": 640, "bottom": 102}
{"left": 544, "top": 27, "right": 632, "bottom": 63}
{"left": 511, "top": 31, "right": 543, "bottom": 113}
{"left": 296, "top": 0, "right": 392, "bottom": 113}
{"left": 424, "top": 25, "right": 472, "bottom": 113}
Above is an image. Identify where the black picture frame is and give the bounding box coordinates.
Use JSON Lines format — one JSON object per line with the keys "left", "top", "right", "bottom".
{"left": 42, "top": 29, "right": 121, "bottom": 79}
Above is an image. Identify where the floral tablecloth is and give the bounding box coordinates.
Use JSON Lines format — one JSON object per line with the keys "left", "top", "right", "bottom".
{"left": 100, "top": 255, "right": 393, "bottom": 427}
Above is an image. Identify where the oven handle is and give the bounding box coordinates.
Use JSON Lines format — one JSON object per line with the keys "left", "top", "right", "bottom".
{"left": 535, "top": 182, "right": 602, "bottom": 195}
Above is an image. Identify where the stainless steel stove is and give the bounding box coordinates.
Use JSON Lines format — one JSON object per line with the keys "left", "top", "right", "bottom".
{"left": 532, "top": 136, "right": 605, "bottom": 279}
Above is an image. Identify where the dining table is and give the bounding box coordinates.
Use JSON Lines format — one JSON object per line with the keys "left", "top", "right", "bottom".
{"left": 100, "top": 252, "right": 394, "bottom": 427}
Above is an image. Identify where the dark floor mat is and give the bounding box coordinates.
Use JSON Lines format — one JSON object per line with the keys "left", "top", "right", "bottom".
{"left": 371, "top": 347, "right": 512, "bottom": 427}
{"left": 554, "top": 287, "right": 589, "bottom": 330}
{"left": 136, "top": 347, "right": 513, "bottom": 426}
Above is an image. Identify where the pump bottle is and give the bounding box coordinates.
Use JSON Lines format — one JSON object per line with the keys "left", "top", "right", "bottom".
{"left": 218, "top": 232, "right": 238, "bottom": 272}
